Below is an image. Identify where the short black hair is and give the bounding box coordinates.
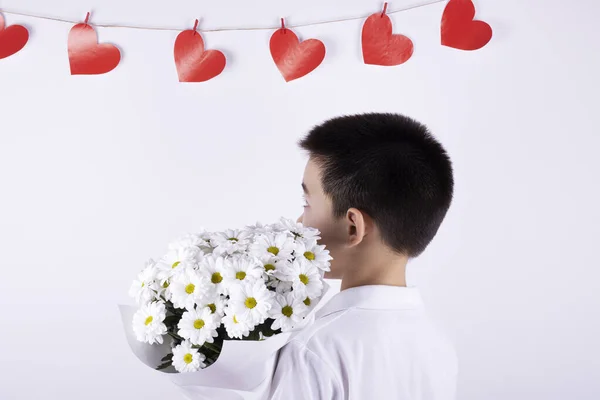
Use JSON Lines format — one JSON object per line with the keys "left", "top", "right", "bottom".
{"left": 298, "top": 112, "right": 454, "bottom": 258}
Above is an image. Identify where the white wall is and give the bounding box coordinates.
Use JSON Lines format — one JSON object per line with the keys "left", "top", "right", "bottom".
{"left": 1, "top": 0, "right": 599, "bottom": 399}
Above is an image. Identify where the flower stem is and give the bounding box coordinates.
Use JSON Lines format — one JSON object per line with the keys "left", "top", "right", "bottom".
{"left": 168, "top": 332, "right": 183, "bottom": 342}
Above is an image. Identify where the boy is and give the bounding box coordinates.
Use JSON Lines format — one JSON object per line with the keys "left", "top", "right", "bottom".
{"left": 269, "top": 112, "right": 458, "bottom": 400}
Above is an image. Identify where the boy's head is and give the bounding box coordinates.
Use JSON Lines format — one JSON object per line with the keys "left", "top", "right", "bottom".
{"left": 297, "top": 112, "right": 454, "bottom": 279}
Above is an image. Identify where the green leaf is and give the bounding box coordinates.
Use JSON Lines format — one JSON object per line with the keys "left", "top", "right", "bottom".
{"left": 202, "top": 341, "right": 222, "bottom": 353}
{"left": 247, "top": 329, "right": 261, "bottom": 341}
{"left": 167, "top": 331, "right": 184, "bottom": 343}
{"left": 161, "top": 353, "right": 173, "bottom": 362}
{"left": 216, "top": 325, "right": 230, "bottom": 340}
{"left": 164, "top": 315, "right": 180, "bottom": 326}
{"left": 204, "top": 355, "right": 217, "bottom": 366}
{"left": 255, "top": 318, "right": 280, "bottom": 337}
{"left": 156, "top": 360, "right": 173, "bottom": 371}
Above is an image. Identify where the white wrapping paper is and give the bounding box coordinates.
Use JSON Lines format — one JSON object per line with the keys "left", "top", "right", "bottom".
{"left": 119, "top": 281, "right": 330, "bottom": 399}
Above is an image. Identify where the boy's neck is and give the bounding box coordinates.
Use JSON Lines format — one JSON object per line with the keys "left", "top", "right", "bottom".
{"left": 340, "top": 256, "right": 408, "bottom": 291}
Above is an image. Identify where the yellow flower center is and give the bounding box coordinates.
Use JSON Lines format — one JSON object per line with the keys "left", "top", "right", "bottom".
{"left": 233, "top": 315, "right": 239, "bottom": 324}
{"left": 228, "top": 237, "right": 239, "bottom": 242}
{"left": 304, "top": 251, "right": 315, "bottom": 261}
{"left": 144, "top": 316, "right": 153, "bottom": 326}
{"left": 185, "top": 283, "right": 195, "bottom": 294}
{"left": 264, "top": 264, "right": 276, "bottom": 272}
{"left": 299, "top": 274, "right": 309, "bottom": 285}
{"left": 245, "top": 297, "right": 257, "bottom": 309}
{"left": 236, "top": 271, "right": 246, "bottom": 280}
{"left": 162, "top": 280, "right": 170, "bottom": 288}
{"left": 194, "top": 319, "right": 205, "bottom": 329}
{"left": 211, "top": 272, "right": 223, "bottom": 284}
{"left": 267, "top": 246, "right": 280, "bottom": 256}
{"left": 172, "top": 261, "right": 181, "bottom": 269}
{"left": 141, "top": 282, "right": 145, "bottom": 287}
{"left": 183, "top": 353, "right": 193, "bottom": 364}
{"left": 282, "top": 305, "right": 294, "bottom": 317}
{"left": 303, "top": 297, "right": 311, "bottom": 306}
{"left": 208, "top": 303, "right": 216, "bottom": 313}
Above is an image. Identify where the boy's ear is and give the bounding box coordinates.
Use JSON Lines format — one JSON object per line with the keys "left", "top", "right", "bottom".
{"left": 346, "top": 208, "right": 368, "bottom": 247}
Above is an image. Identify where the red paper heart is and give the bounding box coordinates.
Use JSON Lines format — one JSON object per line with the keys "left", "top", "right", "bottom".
{"left": 68, "top": 23, "right": 121, "bottom": 75}
{"left": 174, "top": 30, "right": 226, "bottom": 82}
{"left": 441, "top": 0, "right": 492, "bottom": 51}
{"left": 269, "top": 28, "right": 325, "bottom": 82}
{"left": 0, "top": 14, "right": 29, "bottom": 60}
{"left": 362, "top": 13, "right": 413, "bottom": 66}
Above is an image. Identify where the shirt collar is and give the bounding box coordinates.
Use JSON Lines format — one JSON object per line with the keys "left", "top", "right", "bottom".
{"left": 315, "top": 284, "right": 424, "bottom": 319}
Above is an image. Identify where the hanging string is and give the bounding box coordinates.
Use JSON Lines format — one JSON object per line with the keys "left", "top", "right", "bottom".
{"left": 0, "top": 0, "right": 445, "bottom": 32}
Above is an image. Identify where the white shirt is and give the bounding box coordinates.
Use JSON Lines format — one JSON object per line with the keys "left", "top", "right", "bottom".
{"left": 269, "top": 285, "right": 458, "bottom": 400}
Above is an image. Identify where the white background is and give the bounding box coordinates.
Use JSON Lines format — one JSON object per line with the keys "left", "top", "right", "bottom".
{"left": 1, "top": 0, "right": 599, "bottom": 399}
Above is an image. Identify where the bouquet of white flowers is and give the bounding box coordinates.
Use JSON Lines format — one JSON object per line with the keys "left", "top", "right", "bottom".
{"left": 119, "top": 217, "right": 332, "bottom": 397}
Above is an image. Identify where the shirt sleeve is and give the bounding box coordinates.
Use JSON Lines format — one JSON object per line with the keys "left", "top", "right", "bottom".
{"left": 268, "top": 340, "right": 343, "bottom": 400}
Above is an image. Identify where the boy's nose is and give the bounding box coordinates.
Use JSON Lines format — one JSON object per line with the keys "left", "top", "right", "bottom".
{"left": 297, "top": 215, "right": 303, "bottom": 224}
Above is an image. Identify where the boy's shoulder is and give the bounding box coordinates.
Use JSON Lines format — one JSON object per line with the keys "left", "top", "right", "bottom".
{"left": 286, "top": 303, "right": 442, "bottom": 359}
{"left": 274, "top": 309, "right": 352, "bottom": 376}
{"left": 285, "top": 285, "right": 437, "bottom": 356}
{"left": 286, "top": 307, "right": 351, "bottom": 352}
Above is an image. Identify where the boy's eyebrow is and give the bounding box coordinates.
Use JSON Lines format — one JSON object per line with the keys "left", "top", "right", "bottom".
{"left": 302, "top": 182, "right": 310, "bottom": 196}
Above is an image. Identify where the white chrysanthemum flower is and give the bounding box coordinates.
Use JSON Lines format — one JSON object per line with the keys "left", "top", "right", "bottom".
{"left": 154, "top": 277, "right": 173, "bottom": 301}
{"left": 266, "top": 275, "right": 294, "bottom": 295}
{"left": 168, "top": 230, "right": 216, "bottom": 255}
{"left": 128, "top": 259, "right": 159, "bottom": 305}
{"left": 244, "top": 221, "right": 276, "bottom": 236}
{"left": 177, "top": 307, "right": 219, "bottom": 345}
{"left": 170, "top": 267, "right": 210, "bottom": 310}
{"left": 229, "top": 280, "right": 274, "bottom": 325}
{"left": 155, "top": 246, "right": 201, "bottom": 284}
{"left": 132, "top": 301, "right": 168, "bottom": 344}
{"left": 198, "top": 254, "right": 228, "bottom": 295}
{"left": 287, "top": 260, "right": 324, "bottom": 299}
{"left": 168, "top": 232, "right": 210, "bottom": 253}
{"left": 267, "top": 220, "right": 286, "bottom": 233}
{"left": 210, "top": 229, "right": 253, "bottom": 256}
{"left": 223, "top": 306, "right": 252, "bottom": 339}
{"left": 278, "top": 217, "right": 321, "bottom": 240}
{"left": 270, "top": 292, "right": 309, "bottom": 332}
{"left": 172, "top": 340, "right": 206, "bottom": 373}
{"left": 222, "top": 255, "right": 263, "bottom": 293}
{"left": 293, "top": 239, "right": 332, "bottom": 271}
{"left": 301, "top": 294, "right": 317, "bottom": 313}
{"left": 250, "top": 232, "right": 296, "bottom": 261}
{"left": 198, "top": 295, "right": 227, "bottom": 320}
{"left": 256, "top": 254, "right": 291, "bottom": 277}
